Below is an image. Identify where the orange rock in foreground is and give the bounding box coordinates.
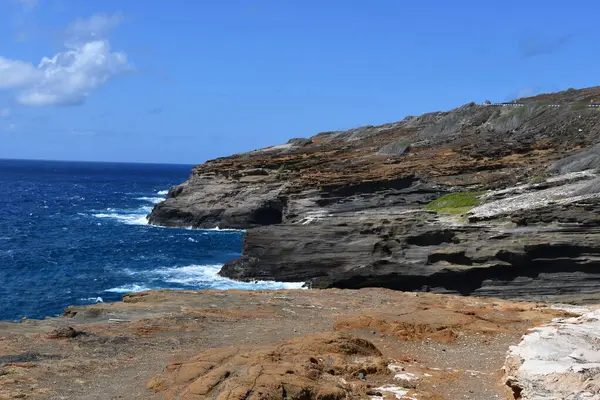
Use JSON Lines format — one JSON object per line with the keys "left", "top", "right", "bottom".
{"left": 0, "top": 289, "right": 576, "bottom": 399}
{"left": 149, "top": 332, "right": 387, "bottom": 399}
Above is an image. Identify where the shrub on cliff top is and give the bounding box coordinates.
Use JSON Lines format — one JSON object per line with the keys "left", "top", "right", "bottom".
{"left": 425, "top": 191, "right": 485, "bottom": 215}
{"left": 529, "top": 174, "right": 548, "bottom": 184}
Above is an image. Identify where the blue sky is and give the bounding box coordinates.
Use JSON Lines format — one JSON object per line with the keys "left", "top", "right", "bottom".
{"left": 0, "top": 0, "right": 599, "bottom": 164}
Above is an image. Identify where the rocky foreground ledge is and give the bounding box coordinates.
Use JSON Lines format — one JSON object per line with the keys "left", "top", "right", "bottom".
{"left": 1, "top": 289, "right": 598, "bottom": 399}
{"left": 149, "top": 86, "right": 600, "bottom": 302}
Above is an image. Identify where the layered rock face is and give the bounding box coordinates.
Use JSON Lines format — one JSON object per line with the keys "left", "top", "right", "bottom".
{"left": 149, "top": 86, "right": 600, "bottom": 302}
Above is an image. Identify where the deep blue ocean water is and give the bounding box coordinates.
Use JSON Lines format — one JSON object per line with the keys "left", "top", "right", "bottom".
{"left": 0, "top": 159, "right": 299, "bottom": 321}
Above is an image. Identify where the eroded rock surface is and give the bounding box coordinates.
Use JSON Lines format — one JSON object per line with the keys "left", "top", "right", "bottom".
{"left": 0, "top": 289, "right": 569, "bottom": 399}
{"left": 148, "top": 332, "right": 388, "bottom": 399}
{"left": 503, "top": 306, "right": 600, "bottom": 400}
{"left": 148, "top": 86, "right": 600, "bottom": 302}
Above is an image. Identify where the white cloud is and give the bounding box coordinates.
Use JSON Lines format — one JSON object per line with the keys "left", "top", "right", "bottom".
{"left": 0, "top": 108, "right": 11, "bottom": 118}
{"left": 17, "top": 41, "right": 130, "bottom": 106}
{"left": 66, "top": 12, "right": 124, "bottom": 44}
{"left": 0, "top": 13, "right": 131, "bottom": 107}
{"left": 0, "top": 57, "right": 39, "bottom": 87}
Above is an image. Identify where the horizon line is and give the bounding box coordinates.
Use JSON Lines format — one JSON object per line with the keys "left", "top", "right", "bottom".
{"left": 0, "top": 157, "right": 197, "bottom": 166}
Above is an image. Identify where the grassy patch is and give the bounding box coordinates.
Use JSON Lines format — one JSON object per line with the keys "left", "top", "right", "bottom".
{"left": 425, "top": 191, "right": 485, "bottom": 215}
{"left": 496, "top": 106, "right": 529, "bottom": 124}
{"left": 571, "top": 103, "right": 587, "bottom": 111}
{"left": 529, "top": 174, "right": 548, "bottom": 184}
{"left": 276, "top": 163, "right": 289, "bottom": 179}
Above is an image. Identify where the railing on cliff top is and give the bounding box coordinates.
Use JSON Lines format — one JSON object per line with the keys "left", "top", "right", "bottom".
{"left": 482, "top": 102, "right": 600, "bottom": 108}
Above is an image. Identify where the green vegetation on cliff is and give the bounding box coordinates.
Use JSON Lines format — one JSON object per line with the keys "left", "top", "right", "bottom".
{"left": 571, "top": 103, "right": 587, "bottom": 111}
{"left": 425, "top": 191, "right": 485, "bottom": 215}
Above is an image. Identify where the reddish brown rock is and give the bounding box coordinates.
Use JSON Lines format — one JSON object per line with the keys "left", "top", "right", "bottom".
{"left": 0, "top": 289, "right": 571, "bottom": 399}
{"left": 148, "top": 332, "right": 388, "bottom": 399}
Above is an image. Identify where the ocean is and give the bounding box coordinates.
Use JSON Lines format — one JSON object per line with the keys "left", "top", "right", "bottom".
{"left": 0, "top": 159, "right": 301, "bottom": 321}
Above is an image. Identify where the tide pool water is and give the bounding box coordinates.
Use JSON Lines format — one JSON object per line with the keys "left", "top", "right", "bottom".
{"left": 0, "top": 159, "right": 300, "bottom": 321}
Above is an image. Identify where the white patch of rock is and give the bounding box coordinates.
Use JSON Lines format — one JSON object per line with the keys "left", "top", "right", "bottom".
{"left": 255, "top": 143, "right": 293, "bottom": 152}
{"left": 546, "top": 170, "right": 598, "bottom": 184}
{"left": 504, "top": 306, "right": 600, "bottom": 399}
{"left": 394, "top": 372, "right": 417, "bottom": 381}
{"left": 469, "top": 179, "right": 600, "bottom": 220}
{"left": 298, "top": 211, "right": 333, "bottom": 225}
{"left": 371, "top": 385, "right": 409, "bottom": 399}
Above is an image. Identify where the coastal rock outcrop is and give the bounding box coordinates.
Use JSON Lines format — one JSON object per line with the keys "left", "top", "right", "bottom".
{"left": 149, "top": 86, "right": 600, "bottom": 302}
{"left": 148, "top": 332, "right": 388, "bottom": 399}
{"left": 2, "top": 289, "right": 580, "bottom": 399}
{"left": 503, "top": 306, "right": 600, "bottom": 399}
{"left": 220, "top": 198, "right": 600, "bottom": 303}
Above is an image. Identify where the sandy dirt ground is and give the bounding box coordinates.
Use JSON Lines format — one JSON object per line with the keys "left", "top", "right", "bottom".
{"left": 0, "top": 288, "right": 573, "bottom": 399}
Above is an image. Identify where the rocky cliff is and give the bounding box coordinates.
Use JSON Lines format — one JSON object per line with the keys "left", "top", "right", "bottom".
{"left": 149, "top": 86, "right": 600, "bottom": 302}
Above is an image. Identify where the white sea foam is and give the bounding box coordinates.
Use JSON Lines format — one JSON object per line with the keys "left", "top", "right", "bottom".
{"left": 157, "top": 264, "right": 305, "bottom": 289}
{"left": 203, "top": 227, "right": 246, "bottom": 232}
{"left": 130, "top": 264, "right": 305, "bottom": 290}
{"left": 105, "top": 284, "right": 152, "bottom": 293}
{"left": 81, "top": 297, "right": 104, "bottom": 303}
{"left": 89, "top": 188, "right": 169, "bottom": 226}
{"left": 93, "top": 213, "right": 149, "bottom": 225}
{"left": 181, "top": 226, "right": 246, "bottom": 232}
{"left": 136, "top": 196, "right": 164, "bottom": 204}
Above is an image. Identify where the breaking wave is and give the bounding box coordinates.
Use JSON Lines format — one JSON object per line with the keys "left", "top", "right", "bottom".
{"left": 93, "top": 212, "right": 149, "bottom": 225}
{"left": 105, "top": 284, "right": 152, "bottom": 293}
{"left": 81, "top": 297, "right": 104, "bottom": 303}
{"left": 91, "top": 188, "right": 169, "bottom": 226}
{"left": 135, "top": 196, "right": 164, "bottom": 204}
{"left": 123, "top": 264, "right": 305, "bottom": 291}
